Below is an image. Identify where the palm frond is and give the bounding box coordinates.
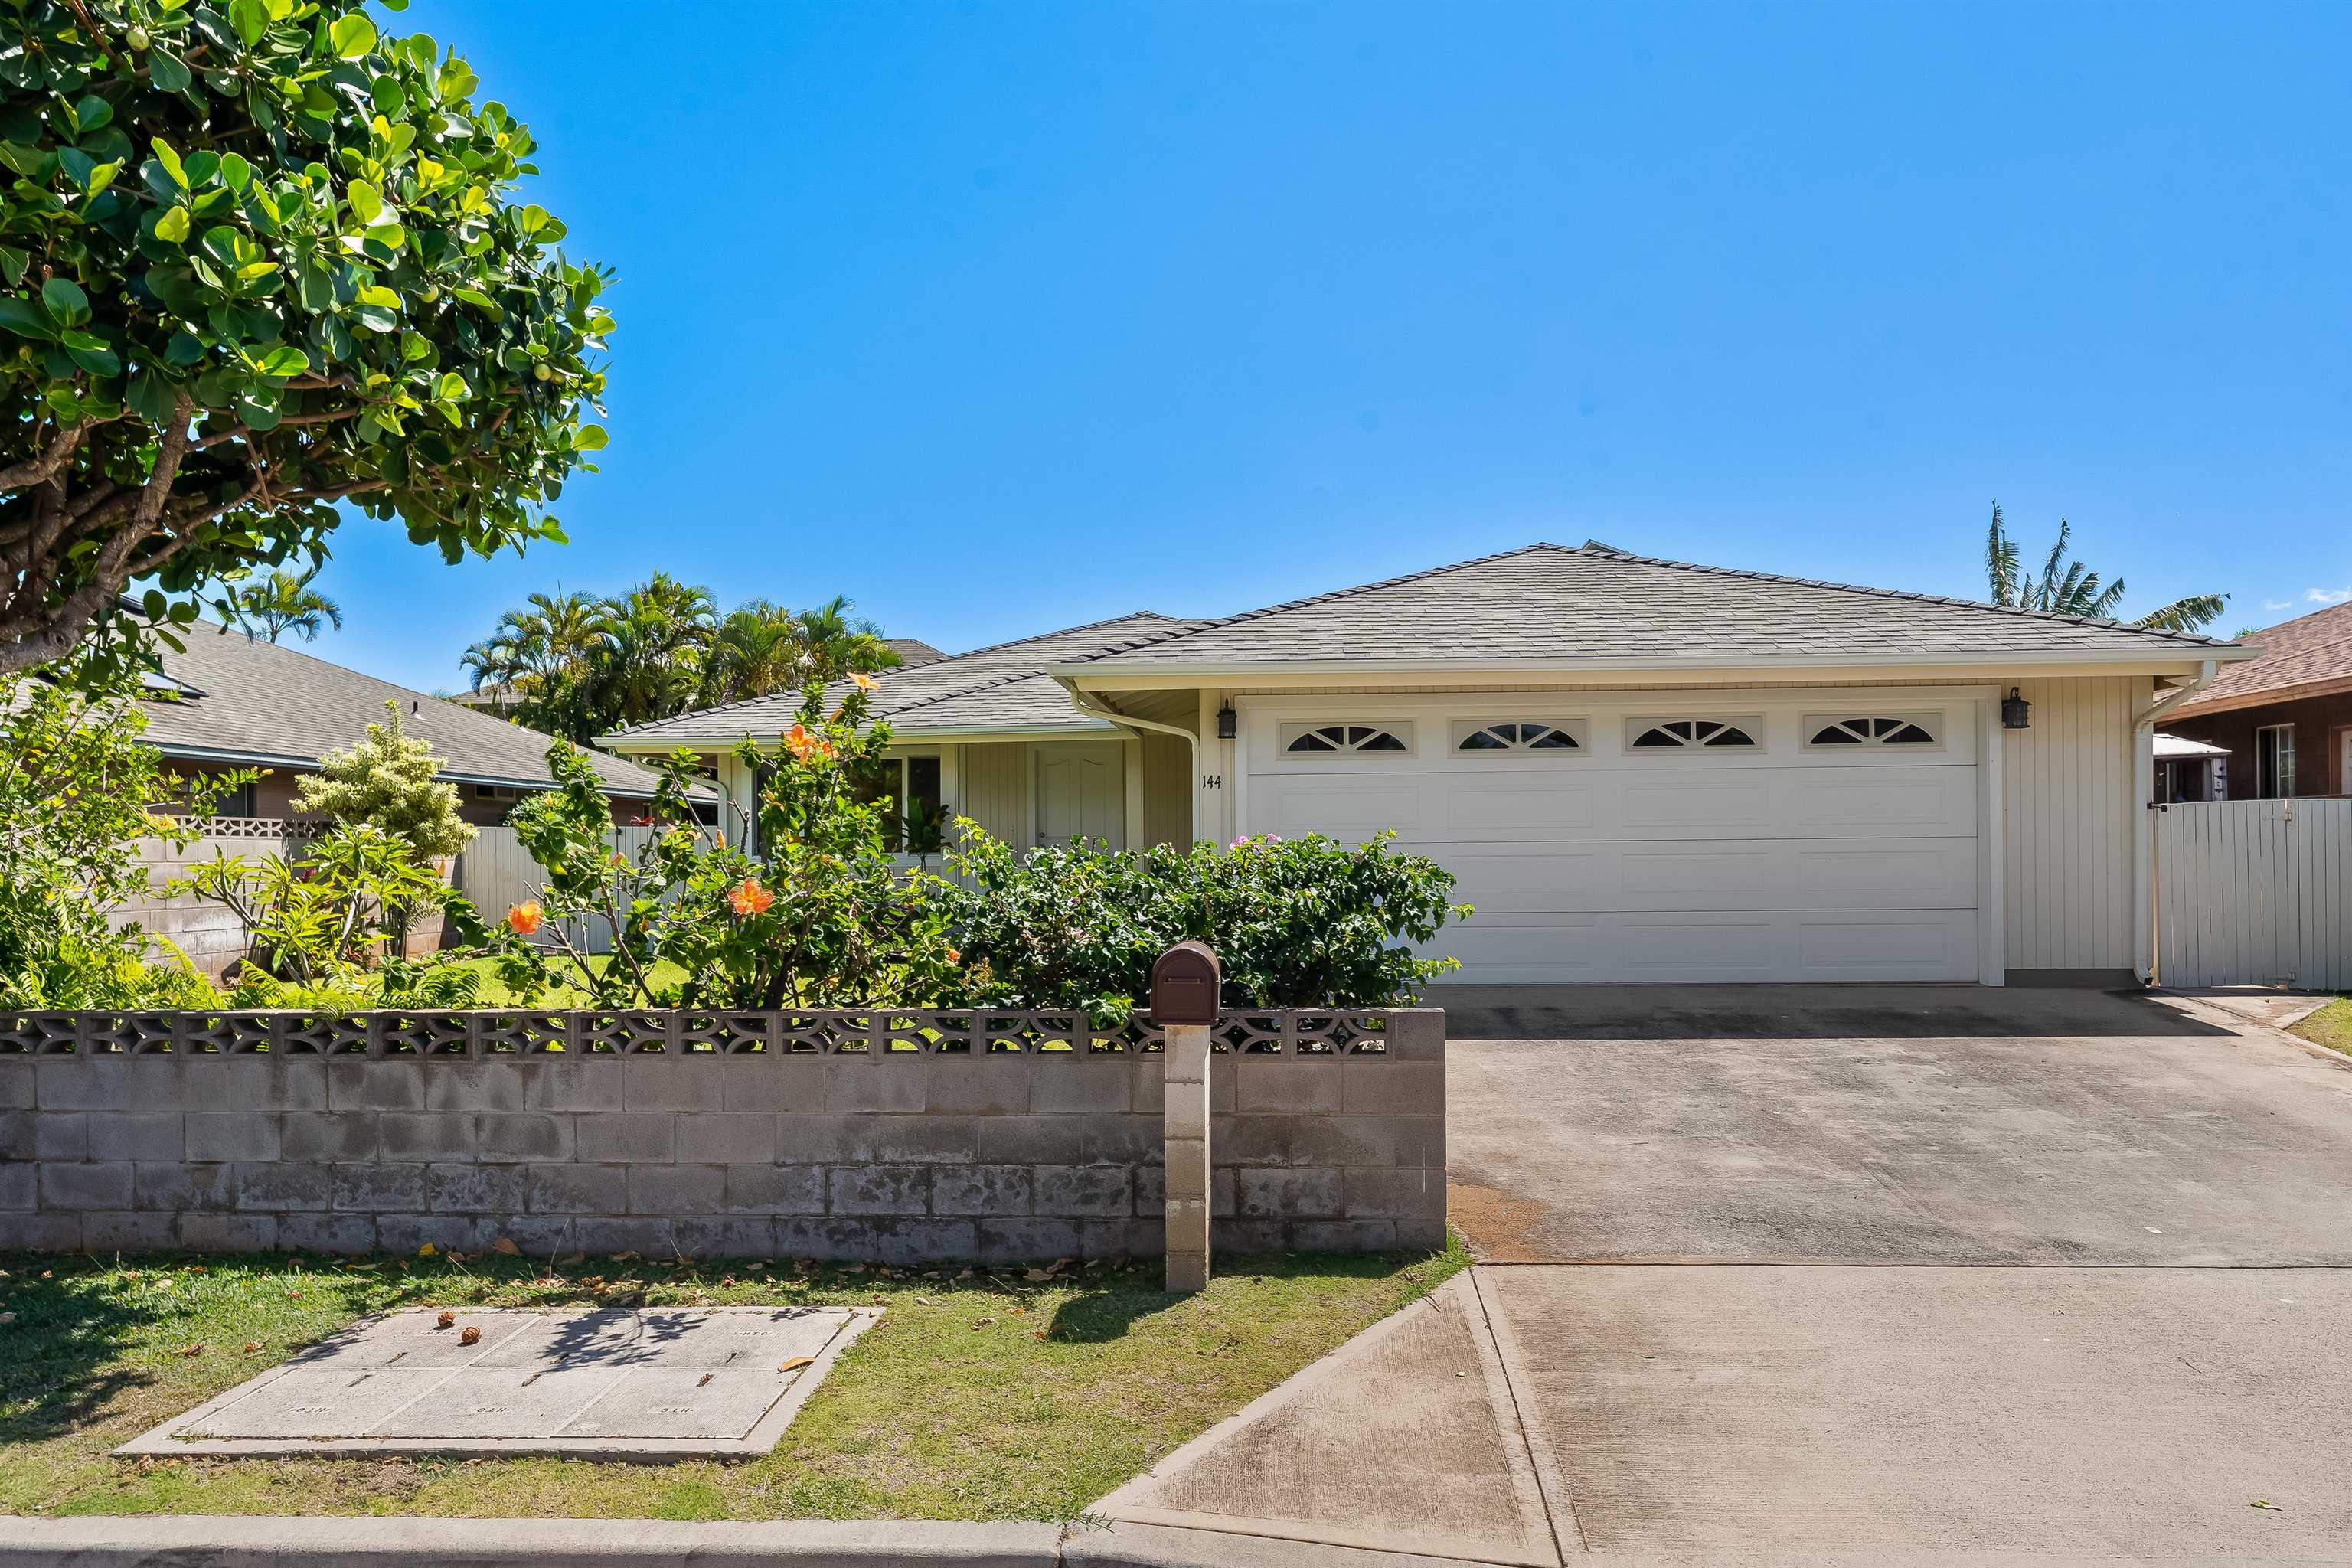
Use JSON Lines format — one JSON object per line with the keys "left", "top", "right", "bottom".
{"left": 1984, "top": 503, "right": 2020, "bottom": 606}
{"left": 2132, "top": 594, "right": 2230, "bottom": 635}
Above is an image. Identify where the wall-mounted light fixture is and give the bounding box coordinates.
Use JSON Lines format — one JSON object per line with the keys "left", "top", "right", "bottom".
{"left": 2001, "top": 688, "right": 2032, "bottom": 730}
{"left": 1216, "top": 703, "right": 1238, "bottom": 740}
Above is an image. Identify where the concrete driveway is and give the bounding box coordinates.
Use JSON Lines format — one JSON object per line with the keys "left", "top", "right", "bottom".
{"left": 1097, "top": 986, "right": 2352, "bottom": 1566}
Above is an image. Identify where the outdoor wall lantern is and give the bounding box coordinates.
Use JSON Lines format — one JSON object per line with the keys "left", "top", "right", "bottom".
{"left": 2002, "top": 688, "right": 2032, "bottom": 730}
{"left": 1217, "top": 703, "right": 1238, "bottom": 740}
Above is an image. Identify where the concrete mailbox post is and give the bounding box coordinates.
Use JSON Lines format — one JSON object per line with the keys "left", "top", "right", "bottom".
{"left": 1152, "top": 941, "right": 1220, "bottom": 1293}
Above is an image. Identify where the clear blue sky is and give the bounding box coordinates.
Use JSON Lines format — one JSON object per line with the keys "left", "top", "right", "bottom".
{"left": 308, "top": 0, "right": 2350, "bottom": 691}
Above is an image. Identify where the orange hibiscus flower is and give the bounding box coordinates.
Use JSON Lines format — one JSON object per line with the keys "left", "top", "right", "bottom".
{"left": 505, "top": 900, "right": 544, "bottom": 936}
{"left": 782, "top": 724, "right": 835, "bottom": 763}
{"left": 729, "top": 877, "right": 775, "bottom": 916}
{"left": 850, "top": 671, "right": 879, "bottom": 692}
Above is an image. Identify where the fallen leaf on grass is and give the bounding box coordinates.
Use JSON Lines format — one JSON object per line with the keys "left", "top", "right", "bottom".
{"left": 416, "top": 1243, "right": 436, "bottom": 1258}
{"left": 1031, "top": 1329, "right": 1047, "bottom": 1340}
{"left": 1009, "top": 1306, "right": 1027, "bottom": 1316}
{"left": 491, "top": 1237, "right": 520, "bottom": 1256}
{"left": 176, "top": 1344, "right": 203, "bottom": 1358}
{"left": 608, "top": 1252, "right": 639, "bottom": 1263}
{"left": 459, "top": 1326, "right": 482, "bottom": 1347}
{"left": 436, "top": 1310, "right": 456, "bottom": 1329}
{"left": 779, "top": 1355, "right": 814, "bottom": 1372}
{"left": 557, "top": 1252, "right": 585, "bottom": 1266}
{"left": 913, "top": 1297, "right": 931, "bottom": 1306}
{"left": 241, "top": 1341, "right": 263, "bottom": 1354}
{"left": 970, "top": 1317, "right": 997, "bottom": 1328}
{"left": 1022, "top": 1269, "right": 1054, "bottom": 1282}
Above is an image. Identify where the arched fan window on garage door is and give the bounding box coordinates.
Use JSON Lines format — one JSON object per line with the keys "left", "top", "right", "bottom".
{"left": 1284, "top": 724, "right": 1411, "bottom": 754}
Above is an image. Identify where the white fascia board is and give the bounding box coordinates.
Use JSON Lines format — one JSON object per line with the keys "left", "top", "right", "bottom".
{"left": 603, "top": 722, "right": 1119, "bottom": 753}
{"left": 1053, "top": 648, "right": 2249, "bottom": 689}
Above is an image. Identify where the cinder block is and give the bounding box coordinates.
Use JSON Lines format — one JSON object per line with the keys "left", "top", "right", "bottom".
{"left": 774, "top": 1215, "right": 883, "bottom": 1262}
{"left": 36, "top": 1112, "right": 89, "bottom": 1161}
{"left": 575, "top": 1112, "right": 675, "bottom": 1164}
{"left": 234, "top": 1161, "right": 330, "bottom": 1212}
{"left": 1235, "top": 1168, "right": 1341, "bottom": 1220}
{"left": 570, "top": 1215, "right": 675, "bottom": 1256}
{"left": 185, "top": 1112, "right": 280, "bottom": 1163}
{"left": 280, "top": 1112, "right": 380, "bottom": 1164}
{"left": 822, "top": 1060, "right": 926, "bottom": 1114}
{"left": 1213, "top": 1167, "right": 1236, "bottom": 1219}
{"left": 1082, "top": 1116, "right": 1161, "bottom": 1167}
{"left": 428, "top": 1162, "right": 525, "bottom": 1215}
{"left": 875, "top": 1217, "right": 979, "bottom": 1266}
{"left": 1130, "top": 1058, "right": 1165, "bottom": 1116}
{"left": 622, "top": 1058, "right": 726, "bottom": 1112}
{"left": 83, "top": 1210, "right": 178, "bottom": 1253}
{"left": 377, "top": 1213, "right": 489, "bottom": 1255}
{"left": 674, "top": 1112, "right": 776, "bottom": 1165}
{"left": 716, "top": 1055, "right": 822, "bottom": 1113}
{"left": 0, "top": 1211, "right": 82, "bottom": 1249}
{"left": 87, "top": 1112, "right": 184, "bottom": 1163}
{"left": 974, "top": 1116, "right": 1086, "bottom": 1167}
{"left": 136, "top": 1161, "right": 234, "bottom": 1212}
{"left": 1288, "top": 1116, "right": 1399, "bottom": 1169}
{"left": 1079, "top": 1217, "right": 1159, "bottom": 1259}
{"left": 1033, "top": 1165, "right": 1132, "bottom": 1218}
{"left": 475, "top": 1112, "right": 572, "bottom": 1162}
{"left": 497, "top": 1214, "right": 576, "bottom": 1257}
{"left": 1032, "top": 1063, "right": 1131, "bottom": 1115}
{"left": 1210, "top": 1219, "right": 1285, "bottom": 1253}
{"left": 276, "top": 1213, "right": 378, "bottom": 1255}
{"left": 724, "top": 1165, "right": 826, "bottom": 1216}
{"left": 377, "top": 1112, "right": 475, "bottom": 1163}
{"left": 0, "top": 1109, "right": 31, "bottom": 1159}
{"left": 522, "top": 1062, "right": 625, "bottom": 1113}
{"left": 0, "top": 1059, "right": 31, "bottom": 1109}
{"left": 1234, "top": 1060, "right": 1343, "bottom": 1116}
{"left": 34, "top": 1057, "right": 131, "bottom": 1110}
{"left": 778, "top": 1113, "right": 975, "bottom": 1165}
{"left": 671, "top": 1214, "right": 776, "bottom": 1259}
{"left": 922, "top": 1058, "right": 1034, "bottom": 1116}
{"left": 0, "top": 1162, "right": 33, "bottom": 1210}
{"left": 629, "top": 1162, "right": 727, "bottom": 1215}
{"left": 1159, "top": 1148, "right": 1208, "bottom": 1203}
{"left": 972, "top": 1217, "right": 1083, "bottom": 1263}
{"left": 1339, "top": 1062, "right": 1445, "bottom": 1116}
{"left": 179, "top": 1212, "right": 277, "bottom": 1252}
{"left": 330, "top": 1161, "right": 427, "bottom": 1213}
{"left": 1287, "top": 1219, "right": 1397, "bottom": 1252}
{"left": 828, "top": 1165, "right": 929, "bottom": 1216}
{"left": 1384, "top": 1010, "right": 1446, "bottom": 1062}
{"left": 930, "top": 1164, "right": 1031, "bottom": 1216}
{"left": 328, "top": 1061, "right": 425, "bottom": 1112}
{"left": 1213, "top": 1115, "right": 1290, "bottom": 1167}
{"left": 41, "top": 1161, "right": 132, "bottom": 1210}
{"left": 1342, "top": 1166, "right": 1442, "bottom": 1221}
{"left": 525, "top": 1164, "right": 627, "bottom": 1215}
{"left": 426, "top": 1062, "right": 528, "bottom": 1112}
{"left": 181, "top": 1060, "right": 325, "bottom": 1113}
{"left": 1392, "top": 1213, "right": 1447, "bottom": 1250}
{"left": 1207, "top": 1057, "right": 1236, "bottom": 1114}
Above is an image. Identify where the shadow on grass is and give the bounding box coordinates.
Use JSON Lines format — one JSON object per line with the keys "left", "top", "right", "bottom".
{"left": 0, "top": 1255, "right": 172, "bottom": 1442}
{"left": 1042, "top": 1249, "right": 1435, "bottom": 1344}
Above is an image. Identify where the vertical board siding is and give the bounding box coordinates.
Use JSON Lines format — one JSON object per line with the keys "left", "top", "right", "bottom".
{"left": 2002, "top": 675, "right": 2143, "bottom": 971}
{"left": 2154, "top": 797, "right": 2352, "bottom": 988}
{"left": 959, "top": 741, "right": 1031, "bottom": 851}
{"left": 454, "top": 825, "right": 658, "bottom": 954}
{"left": 1142, "top": 730, "right": 1193, "bottom": 847}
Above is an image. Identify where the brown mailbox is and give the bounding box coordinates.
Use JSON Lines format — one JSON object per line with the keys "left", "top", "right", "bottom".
{"left": 1150, "top": 940, "right": 1223, "bottom": 1026}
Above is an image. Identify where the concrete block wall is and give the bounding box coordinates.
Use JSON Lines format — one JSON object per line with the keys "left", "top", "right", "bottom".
{"left": 0, "top": 1012, "right": 1445, "bottom": 1264}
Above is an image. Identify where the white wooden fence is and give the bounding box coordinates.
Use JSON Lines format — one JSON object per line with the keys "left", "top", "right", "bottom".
{"left": 452, "top": 825, "right": 658, "bottom": 955}
{"left": 2151, "top": 797, "right": 2352, "bottom": 990}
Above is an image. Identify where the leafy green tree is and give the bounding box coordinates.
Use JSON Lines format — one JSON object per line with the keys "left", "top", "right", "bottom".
{"left": 791, "top": 593, "right": 899, "bottom": 685}
{"left": 292, "top": 697, "right": 472, "bottom": 860}
{"left": 0, "top": 657, "right": 230, "bottom": 1004}
{"left": 228, "top": 560, "right": 338, "bottom": 642}
{"left": 1984, "top": 503, "right": 2226, "bottom": 634}
{"left": 173, "top": 819, "right": 454, "bottom": 985}
{"left": 0, "top": 0, "right": 612, "bottom": 678}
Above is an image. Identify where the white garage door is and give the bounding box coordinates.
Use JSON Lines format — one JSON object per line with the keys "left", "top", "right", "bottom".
{"left": 1240, "top": 693, "right": 1986, "bottom": 983}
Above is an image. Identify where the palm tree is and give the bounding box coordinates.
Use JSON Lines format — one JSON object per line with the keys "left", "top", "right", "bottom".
{"left": 700, "top": 600, "right": 803, "bottom": 707}
{"left": 792, "top": 594, "right": 902, "bottom": 685}
{"left": 230, "top": 565, "right": 343, "bottom": 644}
{"left": 1984, "top": 503, "right": 2227, "bottom": 634}
{"left": 461, "top": 590, "right": 612, "bottom": 694}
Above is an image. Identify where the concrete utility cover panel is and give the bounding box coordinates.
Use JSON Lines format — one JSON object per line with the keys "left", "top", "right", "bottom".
{"left": 118, "top": 1305, "right": 877, "bottom": 1460}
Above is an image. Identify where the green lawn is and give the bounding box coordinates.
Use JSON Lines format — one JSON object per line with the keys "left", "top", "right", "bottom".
{"left": 416, "top": 955, "right": 692, "bottom": 1007}
{"left": 2288, "top": 997, "right": 2352, "bottom": 1057}
{"left": 0, "top": 1240, "right": 1465, "bottom": 1521}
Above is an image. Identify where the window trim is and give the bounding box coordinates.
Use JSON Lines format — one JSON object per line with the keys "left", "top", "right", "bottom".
{"left": 1799, "top": 712, "right": 1946, "bottom": 753}
{"left": 1623, "top": 715, "right": 1766, "bottom": 753}
{"left": 2256, "top": 723, "right": 2298, "bottom": 799}
{"left": 1448, "top": 718, "right": 1589, "bottom": 755}
{"left": 1276, "top": 720, "right": 1418, "bottom": 759}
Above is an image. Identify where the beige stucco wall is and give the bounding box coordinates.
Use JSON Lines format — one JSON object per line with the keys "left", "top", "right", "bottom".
{"left": 1999, "top": 674, "right": 2146, "bottom": 975}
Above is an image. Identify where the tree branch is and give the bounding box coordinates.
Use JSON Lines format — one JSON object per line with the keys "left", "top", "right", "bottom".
{"left": 0, "top": 423, "right": 89, "bottom": 492}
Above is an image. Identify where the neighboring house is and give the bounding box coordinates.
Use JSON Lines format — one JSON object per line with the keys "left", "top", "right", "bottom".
{"left": 141, "top": 626, "right": 687, "bottom": 825}
{"left": 604, "top": 542, "right": 2252, "bottom": 988}
{"left": 2159, "top": 601, "right": 2352, "bottom": 799}
{"left": 2152, "top": 733, "right": 2229, "bottom": 803}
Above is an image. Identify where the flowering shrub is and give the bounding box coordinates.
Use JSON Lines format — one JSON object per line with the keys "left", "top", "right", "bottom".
{"left": 935, "top": 827, "right": 1471, "bottom": 1020}
{"left": 172, "top": 824, "right": 467, "bottom": 986}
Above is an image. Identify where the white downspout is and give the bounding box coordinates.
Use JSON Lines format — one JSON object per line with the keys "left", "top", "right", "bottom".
{"left": 2135, "top": 659, "right": 2218, "bottom": 985}
{"left": 1063, "top": 686, "right": 1201, "bottom": 846}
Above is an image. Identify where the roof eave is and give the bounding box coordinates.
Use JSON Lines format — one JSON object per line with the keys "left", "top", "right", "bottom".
{"left": 605, "top": 719, "right": 1121, "bottom": 751}
{"left": 1054, "top": 646, "right": 2252, "bottom": 688}
{"left": 148, "top": 740, "right": 671, "bottom": 799}
{"left": 2165, "top": 670, "right": 2352, "bottom": 721}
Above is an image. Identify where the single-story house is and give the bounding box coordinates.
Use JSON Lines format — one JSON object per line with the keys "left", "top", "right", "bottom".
{"left": 140, "top": 625, "right": 684, "bottom": 825}
{"left": 2151, "top": 732, "right": 2230, "bottom": 803}
{"left": 2159, "top": 600, "right": 2352, "bottom": 799}
{"left": 604, "top": 542, "right": 2254, "bottom": 988}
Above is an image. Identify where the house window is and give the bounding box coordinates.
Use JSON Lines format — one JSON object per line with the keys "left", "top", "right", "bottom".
{"left": 1452, "top": 721, "right": 1584, "bottom": 753}
{"left": 854, "top": 753, "right": 946, "bottom": 851}
{"left": 1628, "top": 717, "right": 1761, "bottom": 750}
{"left": 2256, "top": 724, "right": 2297, "bottom": 799}
{"left": 1279, "top": 723, "right": 1414, "bottom": 756}
{"left": 1803, "top": 714, "right": 1941, "bottom": 749}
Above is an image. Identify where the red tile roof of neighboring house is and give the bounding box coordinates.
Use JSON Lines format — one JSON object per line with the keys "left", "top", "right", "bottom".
{"left": 2167, "top": 601, "right": 2352, "bottom": 719}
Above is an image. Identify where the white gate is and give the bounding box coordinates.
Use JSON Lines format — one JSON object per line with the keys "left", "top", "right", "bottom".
{"left": 2152, "top": 798, "right": 2352, "bottom": 989}
{"left": 452, "top": 825, "right": 658, "bottom": 955}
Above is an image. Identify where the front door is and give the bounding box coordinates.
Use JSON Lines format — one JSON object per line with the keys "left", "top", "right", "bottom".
{"left": 1037, "top": 742, "right": 1125, "bottom": 848}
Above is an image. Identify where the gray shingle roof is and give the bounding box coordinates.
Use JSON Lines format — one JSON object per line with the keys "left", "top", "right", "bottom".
{"left": 142, "top": 626, "right": 680, "bottom": 799}
{"left": 605, "top": 612, "right": 1209, "bottom": 743}
{"left": 1063, "top": 543, "right": 2243, "bottom": 668}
